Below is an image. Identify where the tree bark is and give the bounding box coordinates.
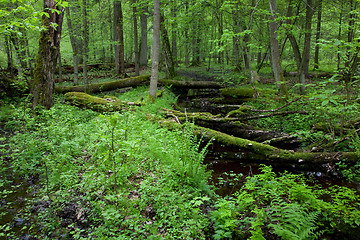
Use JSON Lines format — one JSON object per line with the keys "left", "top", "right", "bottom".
{"left": 171, "top": 0, "right": 177, "bottom": 65}
{"left": 32, "top": 0, "right": 64, "bottom": 109}
{"left": 139, "top": 6, "right": 148, "bottom": 66}
{"left": 55, "top": 76, "right": 224, "bottom": 94}
{"left": 148, "top": 0, "right": 161, "bottom": 101}
{"left": 55, "top": 75, "right": 150, "bottom": 93}
{"left": 114, "top": 0, "right": 125, "bottom": 75}
{"left": 65, "top": 6, "right": 79, "bottom": 84}
{"left": 82, "top": 0, "right": 89, "bottom": 91}
{"left": 160, "top": 15, "right": 176, "bottom": 78}
{"left": 63, "top": 92, "right": 359, "bottom": 164}
{"left": 299, "top": 0, "right": 314, "bottom": 94}
{"left": 5, "top": 36, "right": 14, "bottom": 71}
{"left": 269, "top": 0, "right": 288, "bottom": 98}
{"left": 133, "top": 0, "right": 140, "bottom": 76}
{"left": 314, "top": 0, "right": 322, "bottom": 70}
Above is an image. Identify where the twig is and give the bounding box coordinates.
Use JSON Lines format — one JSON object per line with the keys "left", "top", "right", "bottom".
{"left": 250, "top": 97, "right": 301, "bottom": 112}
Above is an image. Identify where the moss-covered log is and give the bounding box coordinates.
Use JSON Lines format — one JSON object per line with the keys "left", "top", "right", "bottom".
{"left": 64, "top": 92, "right": 139, "bottom": 112}
{"left": 156, "top": 116, "right": 358, "bottom": 163}
{"left": 162, "top": 108, "right": 301, "bottom": 149}
{"left": 56, "top": 75, "right": 151, "bottom": 93}
{"left": 63, "top": 93, "right": 358, "bottom": 164}
{"left": 56, "top": 76, "right": 224, "bottom": 94}
{"left": 159, "top": 79, "right": 222, "bottom": 89}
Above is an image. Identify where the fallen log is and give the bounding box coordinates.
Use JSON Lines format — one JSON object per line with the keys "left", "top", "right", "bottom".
{"left": 64, "top": 92, "right": 140, "bottom": 112}
{"left": 162, "top": 108, "right": 301, "bottom": 149}
{"left": 160, "top": 79, "right": 223, "bottom": 89}
{"left": 155, "top": 115, "right": 358, "bottom": 163}
{"left": 56, "top": 75, "right": 151, "bottom": 94}
{"left": 63, "top": 92, "right": 359, "bottom": 164}
{"left": 56, "top": 76, "right": 224, "bottom": 94}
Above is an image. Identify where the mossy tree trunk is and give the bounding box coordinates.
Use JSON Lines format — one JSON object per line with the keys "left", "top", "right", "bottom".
{"left": 32, "top": 0, "right": 64, "bottom": 109}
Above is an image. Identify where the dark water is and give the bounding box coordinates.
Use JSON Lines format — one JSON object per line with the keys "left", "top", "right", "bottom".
{"left": 0, "top": 155, "right": 39, "bottom": 239}
{"left": 204, "top": 144, "right": 360, "bottom": 196}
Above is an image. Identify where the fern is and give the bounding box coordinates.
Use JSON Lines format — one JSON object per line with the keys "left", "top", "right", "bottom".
{"left": 269, "top": 198, "right": 320, "bottom": 240}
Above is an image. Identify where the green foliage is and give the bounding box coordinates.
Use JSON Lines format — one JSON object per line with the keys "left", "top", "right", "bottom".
{"left": 210, "top": 165, "right": 360, "bottom": 239}
{"left": 3, "top": 92, "right": 213, "bottom": 239}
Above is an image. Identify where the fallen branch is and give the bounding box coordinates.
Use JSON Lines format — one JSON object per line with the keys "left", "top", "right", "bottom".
{"left": 249, "top": 97, "right": 301, "bottom": 112}
{"left": 64, "top": 93, "right": 359, "bottom": 164}
{"left": 56, "top": 75, "right": 151, "bottom": 94}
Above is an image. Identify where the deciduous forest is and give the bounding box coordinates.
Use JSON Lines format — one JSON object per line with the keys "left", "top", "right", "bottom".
{"left": 1, "top": 0, "right": 360, "bottom": 239}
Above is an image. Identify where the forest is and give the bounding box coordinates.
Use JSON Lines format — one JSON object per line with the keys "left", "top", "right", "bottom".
{"left": 0, "top": 0, "right": 360, "bottom": 239}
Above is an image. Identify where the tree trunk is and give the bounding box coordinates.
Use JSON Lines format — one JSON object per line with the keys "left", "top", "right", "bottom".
{"left": 171, "top": 1, "right": 177, "bottom": 65}
{"left": 32, "top": 0, "right": 64, "bottom": 109}
{"left": 269, "top": 0, "right": 288, "bottom": 98}
{"left": 160, "top": 15, "right": 176, "bottom": 78}
{"left": 82, "top": 0, "right": 89, "bottom": 91}
{"left": 63, "top": 92, "right": 359, "bottom": 164}
{"left": 114, "top": 0, "right": 125, "bottom": 75}
{"left": 285, "top": 0, "right": 302, "bottom": 69}
{"left": 58, "top": 52, "right": 63, "bottom": 82}
{"left": 65, "top": 6, "right": 79, "bottom": 84}
{"left": 314, "top": 0, "right": 322, "bottom": 70}
{"left": 232, "top": 5, "right": 243, "bottom": 72}
{"left": 5, "top": 36, "right": 14, "bottom": 71}
{"left": 133, "top": 0, "right": 140, "bottom": 76}
{"left": 299, "top": 0, "right": 313, "bottom": 94}
{"left": 345, "top": 0, "right": 358, "bottom": 69}
{"left": 139, "top": 6, "right": 148, "bottom": 66}
{"left": 149, "top": 0, "right": 161, "bottom": 101}
{"left": 337, "top": 7, "right": 343, "bottom": 71}
{"left": 56, "top": 75, "right": 151, "bottom": 93}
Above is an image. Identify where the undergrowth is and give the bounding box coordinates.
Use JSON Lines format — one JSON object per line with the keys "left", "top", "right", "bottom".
{"left": 1, "top": 85, "right": 360, "bottom": 239}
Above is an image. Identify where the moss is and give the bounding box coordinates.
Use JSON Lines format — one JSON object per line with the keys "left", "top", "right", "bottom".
{"left": 64, "top": 92, "right": 126, "bottom": 112}
{"left": 226, "top": 106, "right": 252, "bottom": 117}
{"left": 56, "top": 75, "right": 151, "bottom": 94}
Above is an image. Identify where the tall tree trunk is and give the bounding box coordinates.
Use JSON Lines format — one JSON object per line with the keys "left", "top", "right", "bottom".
{"left": 10, "top": 32, "right": 27, "bottom": 76}
{"left": 114, "top": 0, "right": 125, "bottom": 75}
{"left": 139, "top": 6, "right": 148, "bottom": 66}
{"left": 83, "top": 0, "right": 89, "bottom": 90}
{"left": 171, "top": 0, "right": 177, "bottom": 65}
{"left": 66, "top": 6, "right": 79, "bottom": 84}
{"left": 160, "top": 15, "right": 176, "bottom": 78}
{"left": 298, "top": 0, "right": 313, "bottom": 94}
{"left": 133, "top": 0, "right": 140, "bottom": 76}
{"left": 216, "top": 0, "right": 224, "bottom": 64}
{"left": 269, "top": 0, "right": 288, "bottom": 98}
{"left": 337, "top": 6, "right": 343, "bottom": 71}
{"left": 345, "top": 0, "right": 357, "bottom": 69}
{"left": 5, "top": 36, "right": 14, "bottom": 72}
{"left": 232, "top": 6, "right": 242, "bottom": 72}
{"left": 314, "top": 0, "right": 322, "bottom": 70}
{"left": 58, "top": 52, "right": 63, "bottom": 82}
{"left": 149, "top": 0, "right": 161, "bottom": 101}
{"left": 32, "top": 0, "right": 64, "bottom": 109}
{"left": 285, "top": 0, "right": 302, "bottom": 69}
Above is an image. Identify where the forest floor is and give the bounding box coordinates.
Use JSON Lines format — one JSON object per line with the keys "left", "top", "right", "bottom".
{"left": 1, "top": 65, "right": 360, "bottom": 239}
